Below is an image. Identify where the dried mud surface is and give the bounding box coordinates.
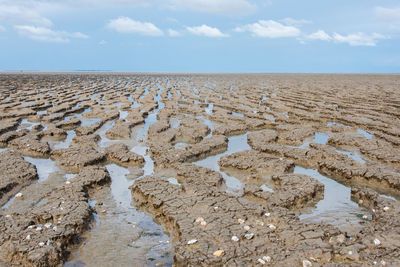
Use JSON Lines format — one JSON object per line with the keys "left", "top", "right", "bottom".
{"left": 0, "top": 73, "right": 399, "bottom": 266}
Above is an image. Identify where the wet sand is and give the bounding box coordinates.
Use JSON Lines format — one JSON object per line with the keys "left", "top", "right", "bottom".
{"left": 0, "top": 73, "right": 399, "bottom": 266}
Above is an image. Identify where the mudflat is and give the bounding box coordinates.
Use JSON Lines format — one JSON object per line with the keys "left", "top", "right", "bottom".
{"left": 0, "top": 73, "right": 399, "bottom": 266}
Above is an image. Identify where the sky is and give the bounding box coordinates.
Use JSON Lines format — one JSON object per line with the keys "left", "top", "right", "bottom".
{"left": 0, "top": 0, "right": 399, "bottom": 73}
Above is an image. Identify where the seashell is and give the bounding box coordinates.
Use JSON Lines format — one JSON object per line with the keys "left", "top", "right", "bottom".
{"left": 26, "top": 235, "right": 31, "bottom": 240}
{"left": 213, "top": 250, "right": 224, "bottom": 257}
{"left": 302, "top": 260, "right": 312, "bottom": 267}
{"left": 263, "top": 256, "right": 271, "bottom": 262}
{"left": 243, "top": 225, "right": 250, "bottom": 231}
{"left": 187, "top": 239, "right": 197, "bottom": 245}
{"left": 245, "top": 233, "right": 254, "bottom": 240}
{"left": 15, "top": 192, "right": 23, "bottom": 198}
{"left": 264, "top": 212, "right": 271, "bottom": 217}
{"left": 257, "top": 258, "right": 266, "bottom": 265}
{"left": 373, "top": 238, "right": 381, "bottom": 246}
{"left": 38, "top": 242, "right": 45, "bottom": 247}
{"left": 269, "top": 224, "right": 276, "bottom": 231}
{"left": 195, "top": 217, "right": 204, "bottom": 223}
{"left": 44, "top": 223, "right": 52, "bottom": 228}
{"left": 238, "top": 218, "right": 245, "bottom": 224}
{"left": 383, "top": 206, "right": 390, "bottom": 212}
{"left": 200, "top": 221, "right": 207, "bottom": 226}
{"left": 231, "top": 236, "right": 239, "bottom": 242}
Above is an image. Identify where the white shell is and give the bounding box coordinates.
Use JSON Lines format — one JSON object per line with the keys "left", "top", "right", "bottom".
{"left": 231, "top": 236, "right": 239, "bottom": 242}
{"left": 245, "top": 233, "right": 254, "bottom": 240}
{"left": 187, "top": 239, "right": 197, "bottom": 245}
{"left": 302, "top": 260, "right": 312, "bottom": 267}
{"left": 373, "top": 238, "right": 381, "bottom": 246}
{"left": 263, "top": 256, "right": 271, "bottom": 262}
{"left": 269, "top": 224, "right": 276, "bottom": 230}
{"left": 257, "top": 258, "right": 266, "bottom": 265}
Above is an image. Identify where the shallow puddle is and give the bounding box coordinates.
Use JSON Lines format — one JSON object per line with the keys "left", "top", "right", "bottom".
{"left": 23, "top": 156, "right": 60, "bottom": 182}
{"left": 357, "top": 129, "right": 373, "bottom": 139}
{"left": 294, "top": 166, "right": 368, "bottom": 230}
{"left": 194, "top": 133, "right": 250, "bottom": 195}
{"left": 54, "top": 130, "right": 76, "bottom": 149}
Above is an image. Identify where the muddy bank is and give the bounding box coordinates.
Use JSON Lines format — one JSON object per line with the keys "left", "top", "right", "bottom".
{"left": 0, "top": 73, "right": 399, "bottom": 266}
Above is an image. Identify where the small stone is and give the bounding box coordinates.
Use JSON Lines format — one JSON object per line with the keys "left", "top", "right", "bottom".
{"left": 38, "top": 242, "right": 45, "bottom": 247}
{"left": 200, "top": 221, "right": 207, "bottom": 226}
{"left": 348, "top": 251, "right": 353, "bottom": 255}
{"left": 15, "top": 192, "right": 23, "bottom": 198}
{"left": 101, "top": 209, "right": 107, "bottom": 214}
{"left": 238, "top": 218, "right": 245, "bottom": 224}
{"left": 26, "top": 235, "right": 31, "bottom": 240}
{"left": 187, "top": 239, "right": 197, "bottom": 245}
{"left": 5, "top": 215, "right": 11, "bottom": 218}
{"left": 52, "top": 226, "right": 57, "bottom": 231}
{"left": 264, "top": 212, "right": 271, "bottom": 217}
{"left": 195, "top": 217, "right": 204, "bottom": 223}
{"left": 65, "top": 181, "right": 71, "bottom": 185}
{"left": 263, "top": 256, "right": 271, "bottom": 262}
{"left": 155, "top": 263, "right": 164, "bottom": 266}
{"left": 231, "top": 236, "right": 239, "bottom": 242}
{"left": 362, "top": 215, "right": 368, "bottom": 220}
{"left": 245, "top": 233, "right": 254, "bottom": 240}
{"left": 44, "top": 223, "right": 52, "bottom": 228}
{"left": 27, "top": 225, "right": 34, "bottom": 229}
{"left": 269, "top": 224, "right": 276, "bottom": 231}
{"left": 383, "top": 206, "right": 390, "bottom": 212}
{"left": 256, "top": 220, "right": 264, "bottom": 226}
{"left": 214, "top": 206, "right": 218, "bottom": 210}
{"left": 244, "top": 225, "right": 250, "bottom": 231}
{"left": 302, "top": 259, "right": 312, "bottom": 267}
{"left": 213, "top": 250, "right": 224, "bottom": 257}
{"left": 358, "top": 199, "right": 363, "bottom": 204}
{"left": 36, "top": 227, "right": 42, "bottom": 231}
{"left": 381, "top": 260, "right": 386, "bottom": 266}
{"left": 337, "top": 234, "right": 345, "bottom": 243}
{"left": 373, "top": 238, "right": 381, "bottom": 246}
{"left": 257, "top": 258, "right": 266, "bottom": 265}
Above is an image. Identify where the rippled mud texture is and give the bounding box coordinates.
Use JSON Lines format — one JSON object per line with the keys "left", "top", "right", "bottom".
{"left": 0, "top": 73, "right": 400, "bottom": 266}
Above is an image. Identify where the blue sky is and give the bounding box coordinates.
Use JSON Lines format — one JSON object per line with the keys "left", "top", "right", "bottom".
{"left": 0, "top": 0, "right": 399, "bottom": 72}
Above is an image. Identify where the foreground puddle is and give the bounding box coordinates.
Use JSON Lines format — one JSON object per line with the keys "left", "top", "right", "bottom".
{"left": 65, "top": 165, "right": 172, "bottom": 266}
{"left": 23, "top": 156, "right": 60, "bottom": 182}
{"left": 194, "top": 133, "right": 250, "bottom": 195}
{"left": 294, "top": 166, "right": 369, "bottom": 231}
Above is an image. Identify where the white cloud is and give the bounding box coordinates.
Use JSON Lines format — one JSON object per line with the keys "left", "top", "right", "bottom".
{"left": 107, "top": 17, "right": 163, "bottom": 36}
{"left": 235, "top": 20, "right": 301, "bottom": 38}
{"left": 333, "top": 32, "right": 387, "bottom": 46}
{"left": 0, "top": 4, "right": 52, "bottom": 27}
{"left": 99, "top": 40, "right": 107, "bottom": 45}
{"left": 15, "top": 25, "right": 88, "bottom": 42}
{"left": 307, "top": 30, "right": 331, "bottom": 41}
{"left": 170, "top": 0, "right": 256, "bottom": 15}
{"left": 280, "top": 18, "right": 311, "bottom": 26}
{"left": 375, "top": 7, "right": 400, "bottom": 29}
{"left": 0, "top": 25, "right": 5, "bottom": 31}
{"left": 186, "top": 24, "right": 228, "bottom": 37}
{"left": 168, "top": 28, "right": 181, "bottom": 37}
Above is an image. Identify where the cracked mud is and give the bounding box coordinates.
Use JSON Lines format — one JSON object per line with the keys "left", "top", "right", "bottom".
{"left": 0, "top": 73, "right": 399, "bottom": 266}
